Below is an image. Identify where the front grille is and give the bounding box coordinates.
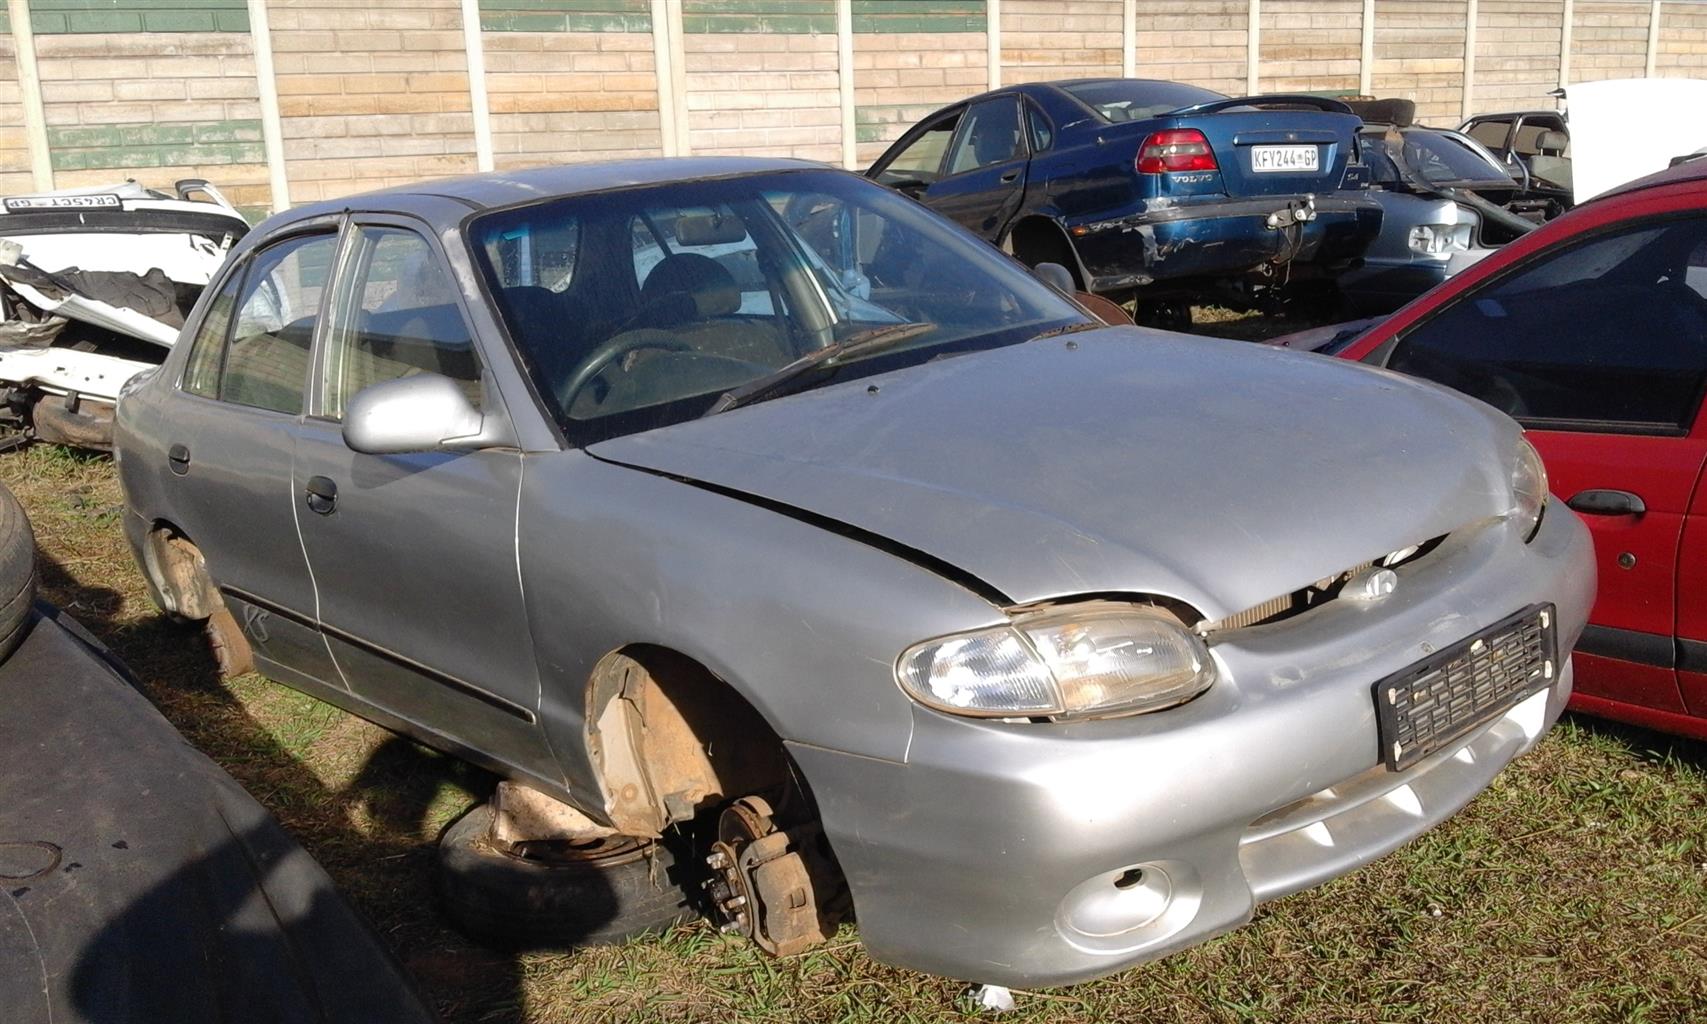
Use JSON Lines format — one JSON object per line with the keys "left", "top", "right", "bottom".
{"left": 1374, "top": 604, "right": 1556, "bottom": 771}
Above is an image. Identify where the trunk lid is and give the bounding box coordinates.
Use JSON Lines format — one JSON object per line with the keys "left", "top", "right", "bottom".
{"left": 1140, "top": 98, "right": 1364, "bottom": 198}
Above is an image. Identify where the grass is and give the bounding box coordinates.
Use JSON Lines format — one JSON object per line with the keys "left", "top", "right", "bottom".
{"left": 5, "top": 442, "right": 1705, "bottom": 1023}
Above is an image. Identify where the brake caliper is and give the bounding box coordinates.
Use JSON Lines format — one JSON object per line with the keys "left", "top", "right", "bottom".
{"left": 703, "top": 795, "right": 837, "bottom": 956}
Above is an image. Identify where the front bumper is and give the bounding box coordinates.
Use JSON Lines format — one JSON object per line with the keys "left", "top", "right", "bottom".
{"left": 1071, "top": 193, "right": 1384, "bottom": 291}
{"left": 789, "top": 501, "right": 1594, "bottom": 987}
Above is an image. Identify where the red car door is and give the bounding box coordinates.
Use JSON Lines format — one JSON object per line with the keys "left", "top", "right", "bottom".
{"left": 1339, "top": 180, "right": 1707, "bottom": 735}
{"left": 1675, "top": 460, "right": 1707, "bottom": 736}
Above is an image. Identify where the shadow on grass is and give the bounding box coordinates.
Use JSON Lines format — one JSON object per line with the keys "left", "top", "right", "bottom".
{"left": 30, "top": 544, "right": 532, "bottom": 1024}
{"left": 1563, "top": 710, "right": 1707, "bottom": 771}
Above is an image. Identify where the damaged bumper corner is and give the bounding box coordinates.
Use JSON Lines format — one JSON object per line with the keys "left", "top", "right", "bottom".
{"left": 786, "top": 503, "right": 1592, "bottom": 988}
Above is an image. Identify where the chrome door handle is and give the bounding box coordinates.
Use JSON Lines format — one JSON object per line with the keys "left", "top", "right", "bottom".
{"left": 1566, "top": 489, "right": 1646, "bottom": 516}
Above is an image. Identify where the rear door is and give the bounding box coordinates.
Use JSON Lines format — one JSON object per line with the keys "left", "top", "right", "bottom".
{"left": 157, "top": 227, "right": 342, "bottom": 685}
{"left": 920, "top": 95, "right": 1029, "bottom": 239}
{"left": 1376, "top": 213, "right": 1707, "bottom": 715}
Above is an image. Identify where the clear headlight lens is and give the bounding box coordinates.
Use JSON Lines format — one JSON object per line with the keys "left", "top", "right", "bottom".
{"left": 1511, "top": 437, "right": 1548, "bottom": 541}
{"left": 1407, "top": 223, "right": 1471, "bottom": 255}
{"left": 897, "top": 606, "right": 1216, "bottom": 720}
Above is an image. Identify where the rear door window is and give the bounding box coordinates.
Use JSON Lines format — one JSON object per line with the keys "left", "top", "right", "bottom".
{"left": 875, "top": 112, "right": 961, "bottom": 185}
{"left": 219, "top": 233, "right": 336, "bottom": 414}
{"left": 179, "top": 268, "right": 243, "bottom": 398}
{"left": 1386, "top": 216, "right": 1707, "bottom": 432}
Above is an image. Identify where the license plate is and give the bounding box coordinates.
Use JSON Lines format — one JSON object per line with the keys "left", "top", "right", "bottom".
{"left": 1373, "top": 604, "right": 1557, "bottom": 771}
{"left": 1250, "top": 145, "right": 1319, "bottom": 173}
{"left": 3, "top": 193, "right": 122, "bottom": 211}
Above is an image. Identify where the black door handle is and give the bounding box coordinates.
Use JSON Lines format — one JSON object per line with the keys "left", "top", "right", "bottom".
{"left": 304, "top": 475, "right": 338, "bottom": 516}
{"left": 167, "top": 443, "right": 190, "bottom": 475}
{"left": 999, "top": 170, "right": 1020, "bottom": 183}
{"left": 1566, "top": 489, "right": 1646, "bottom": 516}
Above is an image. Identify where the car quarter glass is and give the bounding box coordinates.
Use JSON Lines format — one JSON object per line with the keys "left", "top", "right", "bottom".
{"left": 319, "top": 225, "right": 483, "bottom": 420}
{"left": 179, "top": 266, "right": 243, "bottom": 399}
{"left": 219, "top": 232, "right": 336, "bottom": 415}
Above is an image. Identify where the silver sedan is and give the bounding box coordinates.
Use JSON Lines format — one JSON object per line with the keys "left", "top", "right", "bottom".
{"left": 113, "top": 157, "right": 1594, "bottom": 988}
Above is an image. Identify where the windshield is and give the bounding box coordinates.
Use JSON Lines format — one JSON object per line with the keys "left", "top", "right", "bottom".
{"left": 468, "top": 169, "right": 1086, "bottom": 444}
{"left": 1365, "top": 128, "right": 1514, "bottom": 185}
{"left": 1060, "top": 80, "right": 1226, "bottom": 123}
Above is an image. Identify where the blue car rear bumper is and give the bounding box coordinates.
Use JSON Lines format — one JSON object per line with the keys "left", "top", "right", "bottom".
{"left": 1069, "top": 193, "right": 1383, "bottom": 292}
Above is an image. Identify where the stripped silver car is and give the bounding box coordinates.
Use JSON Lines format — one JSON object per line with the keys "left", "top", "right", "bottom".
{"left": 113, "top": 158, "right": 1594, "bottom": 988}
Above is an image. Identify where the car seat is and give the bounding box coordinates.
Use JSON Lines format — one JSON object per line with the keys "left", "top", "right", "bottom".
{"left": 632, "top": 253, "right": 787, "bottom": 365}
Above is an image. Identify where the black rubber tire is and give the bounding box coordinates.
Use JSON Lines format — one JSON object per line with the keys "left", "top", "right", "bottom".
{"left": 0, "top": 482, "right": 37, "bottom": 661}
{"left": 435, "top": 804, "right": 701, "bottom": 949}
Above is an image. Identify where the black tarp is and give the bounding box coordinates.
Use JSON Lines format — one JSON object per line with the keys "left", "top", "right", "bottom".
{"left": 0, "top": 607, "right": 437, "bottom": 1023}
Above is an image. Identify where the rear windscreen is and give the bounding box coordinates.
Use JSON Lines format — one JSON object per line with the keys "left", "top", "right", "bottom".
{"left": 1061, "top": 80, "right": 1227, "bottom": 122}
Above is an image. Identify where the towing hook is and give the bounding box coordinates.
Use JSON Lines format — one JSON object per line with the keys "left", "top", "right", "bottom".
{"left": 1265, "top": 196, "right": 1318, "bottom": 229}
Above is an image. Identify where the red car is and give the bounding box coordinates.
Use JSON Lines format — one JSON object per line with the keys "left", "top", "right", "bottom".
{"left": 1306, "top": 159, "right": 1707, "bottom": 740}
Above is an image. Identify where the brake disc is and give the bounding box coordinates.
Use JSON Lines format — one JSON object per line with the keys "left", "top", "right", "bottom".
{"left": 703, "top": 795, "right": 835, "bottom": 957}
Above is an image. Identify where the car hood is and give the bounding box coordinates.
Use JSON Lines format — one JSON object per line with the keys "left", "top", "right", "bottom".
{"left": 589, "top": 328, "right": 1521, "bottom": 619}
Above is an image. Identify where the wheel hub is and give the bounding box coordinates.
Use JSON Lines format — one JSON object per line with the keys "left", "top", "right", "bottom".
{"left": 702, "top": 795, "right": 836, "bottom": 956}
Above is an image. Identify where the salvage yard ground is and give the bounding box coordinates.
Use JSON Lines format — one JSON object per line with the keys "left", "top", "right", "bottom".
{"left": 7, "top": 442, "right": 1706, "bottom": 1024}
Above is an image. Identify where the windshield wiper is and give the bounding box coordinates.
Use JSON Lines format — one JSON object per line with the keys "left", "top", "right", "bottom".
{"left": 1029, "top": 321, "right": 1102, "bottom": 341}
{"left": 704, "top": 322, "right": 935, "bottom": 416}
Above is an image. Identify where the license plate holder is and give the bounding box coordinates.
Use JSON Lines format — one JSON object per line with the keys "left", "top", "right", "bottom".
{"left": 1373, "top": 604, "right": 1557, "bottom": 771}
{"left": 1250, "top": 145, "right": 1319, "bottom": 173}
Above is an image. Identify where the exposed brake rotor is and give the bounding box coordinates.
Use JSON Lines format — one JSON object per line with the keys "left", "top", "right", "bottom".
{"left": 703, "top": 795, "right": 838, "bottom": 956}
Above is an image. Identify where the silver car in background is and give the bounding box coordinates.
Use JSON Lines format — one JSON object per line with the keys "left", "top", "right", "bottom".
{"left": 113, "top": 158, "right": 1593, "bottom": 988}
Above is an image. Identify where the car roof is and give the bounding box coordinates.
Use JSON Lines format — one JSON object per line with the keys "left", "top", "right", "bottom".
{"left": 271, "top": 156, "right": 826, "bottom": 223}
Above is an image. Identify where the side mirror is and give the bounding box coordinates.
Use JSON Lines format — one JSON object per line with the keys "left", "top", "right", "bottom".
{"left": 342, "top": 373, "right": 512, "bottom": 455}
{"left": 1031, "top": 261, "right": 1077, "bottom": 294}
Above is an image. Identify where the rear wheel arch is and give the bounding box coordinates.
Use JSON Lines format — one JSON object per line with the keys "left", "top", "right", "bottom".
{"left": 583, "top": 644, "right": 797, "bottom": 838}
{"left": 1003, "top": 215, "right": 1086, "bottom": 288}
{"left": 139, "top": 521, "right": 219, "bottom": 622}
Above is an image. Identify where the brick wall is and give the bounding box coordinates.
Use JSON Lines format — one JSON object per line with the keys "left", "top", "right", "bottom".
{"left": 0, "top": 10, "right": 30, "bottom": 197}
{"left": 267, "top": 1, "right": 476, "bottom": 204}
{"left": 480, "top": 2, "right": 660, "bottom": 170}
{"left": 1571, "top": 0, "right": 1652, "bottom": 82}
{"left": 1133, "top": 1, "right": 1249, "bottom": 97}
{"left": 852, "top": 0, "right": 987, "bottom": 164}
{"left": 1476, "top": 0, "right": 1563, "bottom": 111}
{"left": 27, "top": 2, "right": 268, "bottom": 215}
{"left": 1655, "top": 1, "right": 1707, "bottom": 77}
{"left": 1002, "top": 0, "right": 1121, "bottom": 85}
{"left": 1372, "top": 0, "right": 1465, "bottom": 122}
{"left": 681, "top": 0, "right": 841, "bottom": 162}
{"left": 1258, "top": 0, "right": 1362, "bottom": 93}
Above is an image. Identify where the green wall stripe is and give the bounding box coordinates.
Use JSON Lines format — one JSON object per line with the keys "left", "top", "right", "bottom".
{"left": 29, "top": 0, "right": 249, "bottom": 35}
{"left": 48, "top": 119, "right": 264, "bottom": 172}
{"left": 478, "top": 0, "right": 650, "bottom": 32}
{"left": 852, "top": 0, "right": 983, "bottom": 33}
{"left": 683, "top": 0, "right": 833, "bottom": 34}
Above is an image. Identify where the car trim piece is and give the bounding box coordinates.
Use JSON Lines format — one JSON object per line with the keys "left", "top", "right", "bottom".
{"left": 1576, "top": 623, "right": 1676, "bottom": 669}
{"left": 1678, "top": 637, "right": 1707, "bottom": 674}
{"left": 587, "top": 452, "right": 1013, "bottom": 607}
{"left": 218, "top": 583, "right": 538, "bottom": 724}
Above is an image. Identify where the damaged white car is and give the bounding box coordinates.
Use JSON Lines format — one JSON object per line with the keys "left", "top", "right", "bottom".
{"left": 0, "top": 180, "right": 248, "bottom": 448}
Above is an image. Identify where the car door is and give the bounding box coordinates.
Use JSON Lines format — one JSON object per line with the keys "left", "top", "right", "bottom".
{"left": 1374, "top": 213, "right": 1707, "bottom": 716}
{"left": 160, "top": 226, "right": 342, "bottom": 684}
{"left": 923, "top": 95, "right": 1030, "bottom": 240}
{"left": 868, "top": 106, "right": 962, "bottom": 199}
{"left": 290, "top": 213, "right": 558, "bottom": 781}
{"left": 1673, "top": 437, "right": 1707, "bottom": 726}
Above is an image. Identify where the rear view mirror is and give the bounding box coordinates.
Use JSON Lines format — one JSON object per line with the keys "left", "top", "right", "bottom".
{"left": 674, "top": 213, "right": 748, "bottom": 246}
{"left": 342, "top": 373, "right": 513, "bottom": 455}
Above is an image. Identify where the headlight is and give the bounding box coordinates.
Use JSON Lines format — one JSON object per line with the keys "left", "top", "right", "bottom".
{"left": 1511, "top": 437, "right": 1548, "bottom": 541}
{"left": 896, "top": 605, "right": 1216, "bottom": 720}
{"left": 1407, "top": 223, "right": 1471, "bottom": 255}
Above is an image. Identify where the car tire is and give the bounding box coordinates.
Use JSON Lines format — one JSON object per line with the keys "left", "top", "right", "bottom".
{"left": 435, "top": 803, "right": 701, "bottom": 949}
{"left": 0, "top": 481, "right": 36, "bottom": 660}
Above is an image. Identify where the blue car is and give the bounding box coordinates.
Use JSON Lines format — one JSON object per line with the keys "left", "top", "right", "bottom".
{"left": 866, "top": 79, "right": 1382, "bottom": 323}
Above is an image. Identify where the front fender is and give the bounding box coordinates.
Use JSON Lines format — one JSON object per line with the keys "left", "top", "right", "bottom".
{"left": 516, "top": 450, "right": 1005, "bottom": 805}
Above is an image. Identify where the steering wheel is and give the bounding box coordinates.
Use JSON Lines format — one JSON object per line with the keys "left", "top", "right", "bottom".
{"left": 558, "top": 329, "right": 697, "bottom": 409}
